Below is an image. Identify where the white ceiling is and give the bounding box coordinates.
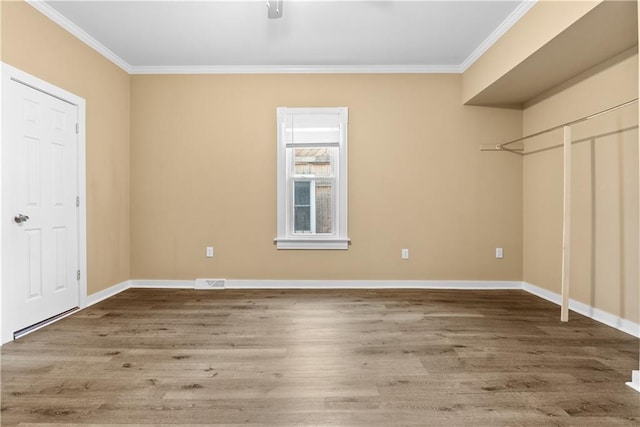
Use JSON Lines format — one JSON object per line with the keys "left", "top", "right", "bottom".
{"left": 38, "top": 0, "right": 533, "bottom": 73}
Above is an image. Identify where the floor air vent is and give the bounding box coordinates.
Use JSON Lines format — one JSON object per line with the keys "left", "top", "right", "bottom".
{"left": 195, "top": 278, "right": 226, "bottom": 290}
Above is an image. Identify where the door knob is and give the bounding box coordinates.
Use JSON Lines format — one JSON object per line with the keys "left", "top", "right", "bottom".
{"left": 14, "top": 214, "right": 29, "bottom": 224}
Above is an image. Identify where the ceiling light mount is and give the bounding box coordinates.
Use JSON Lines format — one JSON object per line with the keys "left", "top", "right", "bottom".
{"left": 267, "top": 0, "right": 283, "bottom": 19}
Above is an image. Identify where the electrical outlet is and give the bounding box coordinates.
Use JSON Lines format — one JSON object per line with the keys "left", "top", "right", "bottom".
{"left": 496, "top": 247, "right": 503, "bottom": 259}
{"left": 206, "top": 246, "right": 214, "bottom": 258}
{"left": 402, "top": 248, "right": 409, "bottom": 260}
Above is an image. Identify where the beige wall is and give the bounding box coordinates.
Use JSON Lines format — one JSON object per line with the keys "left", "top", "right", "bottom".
{"left": 462, "top": 0, "right": 601, "bottom": 105}
{"left": 130, "top": 74, "right": 522, "bottom": 281}
{"left": 523, "top": 53, "right": 639, "bottom": 323}
{"left": 1, "top": 1, "right": 130, "bottom": 294}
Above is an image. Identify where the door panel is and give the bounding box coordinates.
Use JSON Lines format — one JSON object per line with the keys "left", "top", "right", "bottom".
{"left": 26, "top": 229, "right": 43, "bottom": 300}
{"left": 3, "top": 79, "right": 79, "bottom": 338}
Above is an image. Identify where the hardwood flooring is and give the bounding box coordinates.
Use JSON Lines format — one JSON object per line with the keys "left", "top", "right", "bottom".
{"left": 1, "top": 289, "right": 639, "bottom": 426}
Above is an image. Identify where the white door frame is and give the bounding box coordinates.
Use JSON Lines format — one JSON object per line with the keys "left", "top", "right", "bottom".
{"left": 0, "top": 62, "right": 87, "bottom": 344}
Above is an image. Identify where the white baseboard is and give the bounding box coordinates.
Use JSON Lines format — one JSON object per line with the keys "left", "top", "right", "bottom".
{"left": 226, "top": 280, "right": 522, "bottom": 289}
{"left": 86, "top": 280, "right": 130, "bottom": 307}
{"left": 627, "top": 370, "right": 640, "bottom": 392}
{"left": 522, "top": 282, "right": 561, "bottom": 305}
{"left": 523, "top": 282, "right": 640, "bottom": 338}
{"left": 130, "top": 279, "right": 194, "bottom": 289}
{"left": 85, "top": 279, "right": 194, "bottom": 307}
{"left": 125, "top": 279, "right": 522, "bottom": 290}
{"left": 86, "top": 279, "right": 193, "bottom": 306}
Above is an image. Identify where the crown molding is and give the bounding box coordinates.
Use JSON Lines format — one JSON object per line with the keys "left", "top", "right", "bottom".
{"left": 460, "top": 0, "right": 537, "bottom": 72}
{"left": 26, "top": 0, "right": 132, "bottom": 73}
{"left": 128, "top": 64, "right": 464, "bottom": 75}
{"left": 27, "top": 0, "right": 534, "bottom": 76}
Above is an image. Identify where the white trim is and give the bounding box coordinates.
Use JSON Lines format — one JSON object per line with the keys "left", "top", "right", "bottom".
{"left": 129, "top": 65, "right": 464, "bottom": 75}
{"left": 627, "top": 371, "right": 640, "bottom": 393}
{"left": 77, "top": 97, "right": 88, "bottom": 310}
{"left": 0, "top": 63, "right": 88, "bottom": 344}
{"left": 274, "top": 239, "right": 350, "bottom": 250}
{"left": 225, "top": 280, "right": 522, "bottom": 290}
{"left": 523, "top": 282, "right": 640, "bottom": 338}
{"left": 86, "top": 280, "right": 130, "bottom": 307}
{"left": 130, "top": 280, "right": 195, "bottom": 289}
{"left": 124, "top": 279, "right": 522, "bottom": 290}
{"left": 568, "top": 299, "right": 639, "bottom": 338}
{"left": 0, "top": 63, "right": 3, "bottom": 343}
{"left": 460, "top": 0, "right": 537, "bottom": 72}
{"left": 25, "top": 0, "right": 132, "bottom": 73}
{"left": 522, "top": 282, "right": 560, "bottom": 305}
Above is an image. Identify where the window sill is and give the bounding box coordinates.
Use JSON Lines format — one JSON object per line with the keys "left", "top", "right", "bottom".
{"left": 274, "top": 238, "right": 350, "bottom": 250}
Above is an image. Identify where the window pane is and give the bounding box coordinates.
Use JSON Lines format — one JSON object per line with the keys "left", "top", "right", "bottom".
{"left": 294, "top": 207, "right": 311, "bottom": 232}
{"left": 294, "top": 181, "right": 310, "bottom": 205}
{"left": 294, "top": 181, "right": 311, "bottom": 233}
{"left": 294, "top": 147, "right": 333, "bottom": 177}
{"left": 315, "top": 181, "right": 333, "bottom": 234}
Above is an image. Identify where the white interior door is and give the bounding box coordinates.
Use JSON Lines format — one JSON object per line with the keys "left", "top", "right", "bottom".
{"left": 2, "top": 78, "right": 79, "bottom": 340}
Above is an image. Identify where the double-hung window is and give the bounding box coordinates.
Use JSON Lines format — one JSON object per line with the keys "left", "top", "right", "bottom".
{"left": 275, "top": 107, "right": 349, "bottom": 249}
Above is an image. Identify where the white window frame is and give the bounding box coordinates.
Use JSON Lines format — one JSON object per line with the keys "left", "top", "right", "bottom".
{"left": 275, "top": 107, "right": 349, "bottom": 250}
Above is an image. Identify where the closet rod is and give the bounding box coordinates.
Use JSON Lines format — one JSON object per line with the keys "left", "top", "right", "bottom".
{"left": 496, "top": 98, "right": 638, "bottom": 150}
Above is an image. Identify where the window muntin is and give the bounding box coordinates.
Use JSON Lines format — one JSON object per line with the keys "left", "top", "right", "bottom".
{"left": 276, "top": 107, "right": 348, "bottom": 250}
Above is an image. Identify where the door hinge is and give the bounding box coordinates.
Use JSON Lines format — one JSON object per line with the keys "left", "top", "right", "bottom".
{"left": 77, "top": 270, "right": 81, "bottom": 281}
{"left": 75, "top": 123, "right": 79, "bottom": 134}
{"left": 76, "top": 196, "right": 80, "bottom": 207}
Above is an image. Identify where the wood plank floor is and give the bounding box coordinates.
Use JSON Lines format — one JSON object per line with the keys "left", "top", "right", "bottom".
{"left": 1, "top": 289, "right": 639, "bottom": 426}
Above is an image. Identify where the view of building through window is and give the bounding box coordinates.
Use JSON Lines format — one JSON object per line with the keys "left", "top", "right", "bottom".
{"left": 293, "top": 148, "right": 334, "bottom": 234}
